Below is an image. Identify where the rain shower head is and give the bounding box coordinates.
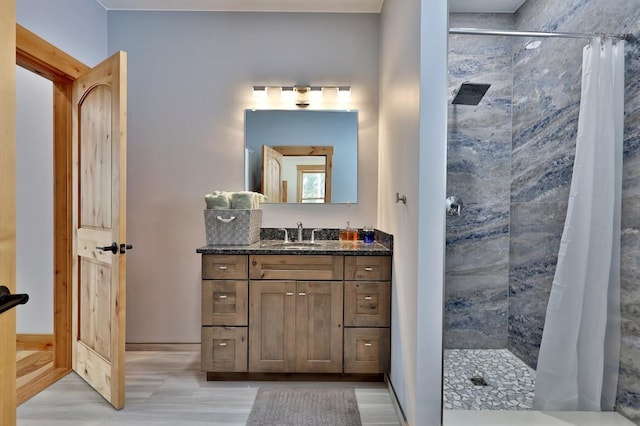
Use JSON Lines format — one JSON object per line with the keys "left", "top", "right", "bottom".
{"left": 452, "top": 83, "right": 491, "bottom": 105}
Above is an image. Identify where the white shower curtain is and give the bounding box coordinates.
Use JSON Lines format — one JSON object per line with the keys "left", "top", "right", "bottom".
{"left": 533, "top": 38, "right": 625, "bottom": 411}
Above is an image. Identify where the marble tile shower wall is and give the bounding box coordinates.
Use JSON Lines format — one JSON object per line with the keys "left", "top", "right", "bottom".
{"left": 445, "top": 14, "right": 515, "bottom": 349}
{"left": 511, "top": 0, "right": 640, "bottom": 422}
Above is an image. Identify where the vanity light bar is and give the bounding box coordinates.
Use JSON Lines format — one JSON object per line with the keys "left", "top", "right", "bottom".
{"left": 252, "top": 85, "right": 351, "bottom": 100}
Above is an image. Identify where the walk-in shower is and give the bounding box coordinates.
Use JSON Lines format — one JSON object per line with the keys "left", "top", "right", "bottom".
{"left": 445, "top": 15, "right": 633, "bottom": 416}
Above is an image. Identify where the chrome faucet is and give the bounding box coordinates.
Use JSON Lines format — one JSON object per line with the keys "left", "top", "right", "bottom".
{"left": 296, "top": 221, "right": 303, "bottom": 242}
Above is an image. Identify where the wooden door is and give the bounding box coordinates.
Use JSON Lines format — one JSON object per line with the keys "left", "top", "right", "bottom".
{"left": 0, "top": 0, "right": 17, "bottom": 423}
{"left": 295, "top": 281, "right": 343, "bottom": 373}
{"left": 248, "top": 281, "right": 295, "bottom": 372}
{"left": 261, "top": 145, "right": 283, "bottom": 203}
{"left": 71, "top": 51, "right": 128, "bottom": 409}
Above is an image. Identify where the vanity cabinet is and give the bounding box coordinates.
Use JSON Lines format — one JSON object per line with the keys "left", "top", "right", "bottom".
{"left": 200, "top": 251, "right": 391, "bottom": 377}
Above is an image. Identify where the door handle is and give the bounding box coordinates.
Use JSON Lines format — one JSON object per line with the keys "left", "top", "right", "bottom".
{"left": 0, "top": 286, "right": 29, "bottom": 315}
{"left": 97, "top": 242, "right": 118, "bottom": 254}
{"left": 96, "top": 242, "right": 133, "bottom": 254}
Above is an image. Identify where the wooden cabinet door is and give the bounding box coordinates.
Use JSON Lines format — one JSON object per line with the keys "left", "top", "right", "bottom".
{"left": 344, "top": 256, "right": 391, "bottom": 281}
{"left": 201, "top": 281, "right": 248, "bottom": 326}
{"left": 295, "top": 281, "right": 343, "bottom": 373}
{"left": 344, "top": 328, "right": 390, "bottom": 373}
{"left": 201, "top": 327, "right": 247, "bottom": 372}
{"left": 249, "top": 255, "right": 344, "bottom": 280}
{"left": 344, "top": 281, "right": 391, "bottom": 327}
{"left": 248, "top": 281, "right": 295, "bottom": 372}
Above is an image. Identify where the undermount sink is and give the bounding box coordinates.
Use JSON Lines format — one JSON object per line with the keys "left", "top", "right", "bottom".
{"left": 262, "top": 241, "right": 323, "bottom": 248}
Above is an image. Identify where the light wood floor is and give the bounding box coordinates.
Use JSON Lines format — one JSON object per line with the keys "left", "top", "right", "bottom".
{"left": 17, "top": 351, "right": 53, "bottom": 387}
{"left": 17, "top": 350, "right": 402, "bottom": 425}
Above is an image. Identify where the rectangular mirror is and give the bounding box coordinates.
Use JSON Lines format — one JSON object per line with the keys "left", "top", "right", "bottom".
{"left": 245, "top": 109, "right": 358, "bottom": 204}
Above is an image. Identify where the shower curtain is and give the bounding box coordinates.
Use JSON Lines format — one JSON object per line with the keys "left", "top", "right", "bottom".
{"left": 533, "top": 38, "right": 625, "bottom": 411}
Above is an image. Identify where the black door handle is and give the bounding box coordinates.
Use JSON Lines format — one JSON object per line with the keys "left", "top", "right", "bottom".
{"left": 120, "top": 243, "right": 133, "bottom": 254}
{"left": 97, "top": 242, "right": 118, "bottom": 254}
{"left": 0, "top": 286, "right": 29, "bottom": 315}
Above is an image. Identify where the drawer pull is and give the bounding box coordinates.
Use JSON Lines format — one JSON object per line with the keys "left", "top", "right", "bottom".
{"left": 286, "top": 292, "right": 294, "bottom": 296}
{"left": 298, "top": 292, "right": 307, "bottom": 296}
{"left": 218, "top": 294, "right": 227, "bottom": 299}
{"left": 219, "top": 342, "right": 228, "bottom": 347}
{"left": 364, "top": 296, "right": 373, "bottom": 300}
{"left": 218, "top": 266, "right": 228, "bottom": 270}
{"left": 364, "top": 342, "right": 373, "bottom": 347}
{"left": 364, "top": 267, "right": 373, "bottom": 271}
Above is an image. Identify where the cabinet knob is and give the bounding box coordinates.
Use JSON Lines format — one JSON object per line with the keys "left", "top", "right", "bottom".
{"left": 364, "top": 342, "right": 373, "bottom": 347}
{"left": 286, "top": 292, "right": 294, "bottom": 296}
{"left": 218, "top": 294, "right": 227, "bottom": 299}
{"left": 364, "top": 296, "right": 373, "bottom": 300}
{"left": 364, "top": 267, "right": 373, "bottom": 271}
{"left": 219, "top": 342, "right": 228, "bottom": 347}
{"left": 218, "top": 266, "right": 228, "bottom": 270}
{"left": 298, "top": 292, "right": 307, "bottom": 296}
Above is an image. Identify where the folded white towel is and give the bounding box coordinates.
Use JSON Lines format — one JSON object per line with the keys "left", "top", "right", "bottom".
{"left": 254, "top": 193, "right": 267, "bottom": 208}
{"left": 205, "top": 192, "right": 231, "bottom": 209}
{"left": 205, "top": 190, "right": 265, "bottom": 209}
{"left": 230, "top": 191, "right": 254, "bottom": 209}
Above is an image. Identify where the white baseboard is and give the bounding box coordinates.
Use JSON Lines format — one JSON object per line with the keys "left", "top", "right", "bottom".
{"left": 385, "top": 374, "right": 409, "bottom": 425}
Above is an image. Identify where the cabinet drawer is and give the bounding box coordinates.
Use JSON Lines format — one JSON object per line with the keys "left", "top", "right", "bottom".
{"left": 344, "top": 328, "right": 390, "bottom": 374}
{"left": 202, "top": 281, "right": 248, "bottom": 326}
{"left": 249, "top": 255, "right": 343, "bottom": 280}
{"left": 201, "top": 327, "right": 247, "bottom": 372}
{"left": 344, "top": 256, "right": 391, "bottom": 281}
{"left": 344, "top": 281, "right": 390, "bottom": 327}
{"left": 202, "top": 255, "right": 248, "bottom": 279}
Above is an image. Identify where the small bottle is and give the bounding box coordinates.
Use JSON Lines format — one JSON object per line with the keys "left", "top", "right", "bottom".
{"left": 339, "top": 221, "right": 353, "bottom": 241}
{"left": 340, "top": 221, "right": 358, "bottom": 246}
{"left": 363, "top": 226, "right": 375, "bottom": 244}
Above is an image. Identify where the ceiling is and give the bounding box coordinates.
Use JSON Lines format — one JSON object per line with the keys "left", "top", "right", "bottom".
{"left": 97, "top": 0, "right": 527, "bottom": 13}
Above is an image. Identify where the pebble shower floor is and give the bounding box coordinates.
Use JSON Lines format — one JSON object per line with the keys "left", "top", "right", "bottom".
{"left": 443, "top": 349, "right": 536, "bottom": 410}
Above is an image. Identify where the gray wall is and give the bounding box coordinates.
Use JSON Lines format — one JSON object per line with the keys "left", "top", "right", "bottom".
{"left": 445, "top": 13, "right": 514, "bottom": 349}
{"left": 107, "top": 11, "right": 380, "bottom": 343}
{"left": 511, "top": 0, "right": 640, "bottom": 422}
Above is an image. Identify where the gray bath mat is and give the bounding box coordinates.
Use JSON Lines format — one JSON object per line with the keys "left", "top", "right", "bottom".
{"left": 246, "top": 387, "right": 362, "bottom": 426}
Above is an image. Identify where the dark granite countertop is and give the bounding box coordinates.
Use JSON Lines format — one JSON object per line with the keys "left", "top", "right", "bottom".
{"left": 196, "top": 239, "right": 391, "bottom": 256}
{"left": 197, "top": 227, "right": 393, "bottom": 255}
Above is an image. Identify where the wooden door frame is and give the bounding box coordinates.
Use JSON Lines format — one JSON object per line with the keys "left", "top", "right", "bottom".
{"left": 1, "top": 0, "right": 17, "bottom": 423}
{"left": 271, "top": 146, "right": 333, "bottom": 203}
{"left": 15, "top": 24, "right": 90, "bottom": 404}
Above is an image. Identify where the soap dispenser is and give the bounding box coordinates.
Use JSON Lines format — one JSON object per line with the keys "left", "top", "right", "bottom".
{"left": 339, "top": 221, "right": 358, "bottom": 242}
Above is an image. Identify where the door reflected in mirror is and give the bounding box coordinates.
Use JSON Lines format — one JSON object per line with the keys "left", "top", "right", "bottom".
{"left": 245, "top": 109, "right": 358, "bottom": 204}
